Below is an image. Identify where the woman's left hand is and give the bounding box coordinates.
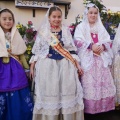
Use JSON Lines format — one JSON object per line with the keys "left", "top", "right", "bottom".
{"left": 77, "top": 67, "right": 84, "bottom": 76}
{"left": 74, "top": 59, "right": 84, "bottom": 76}
{"left": 97, "top": 45, "right": 104, "bottom": 53}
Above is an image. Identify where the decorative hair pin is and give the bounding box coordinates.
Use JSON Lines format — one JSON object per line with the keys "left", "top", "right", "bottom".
{"left": 86, "top": 3, "right": 98, "bottom": 9}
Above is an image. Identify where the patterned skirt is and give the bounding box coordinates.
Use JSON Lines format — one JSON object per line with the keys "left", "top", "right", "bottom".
{"left": 81, "top": 56, "right": 116, "bottom": 114}
{"left": 0, "top": 87, "right": 34, "bottom": 120}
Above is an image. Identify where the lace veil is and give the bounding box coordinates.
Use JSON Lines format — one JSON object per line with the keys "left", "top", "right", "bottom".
{"left": 74, "top": 3, "right": 113, "bottom": 71}
{"left": 30, "top": 6, "right": 77, "bottom": 63}
{"left": 32, "top": 6, "right": 76, "bottom": 50}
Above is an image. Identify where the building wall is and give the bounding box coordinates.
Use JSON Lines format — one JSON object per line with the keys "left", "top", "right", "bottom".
{"left": 0, "top": 0, "right": 120, "bottom": 29}
{"left": 103, "top": 0, "right": 120, "bottom": 7}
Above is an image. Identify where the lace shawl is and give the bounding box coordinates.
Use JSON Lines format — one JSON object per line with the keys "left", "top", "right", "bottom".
{"left": 30, "top": 6, "right": 79, "bottom": 63}
{"left": 74, "top": 3, "right": 113, "bottom": 71}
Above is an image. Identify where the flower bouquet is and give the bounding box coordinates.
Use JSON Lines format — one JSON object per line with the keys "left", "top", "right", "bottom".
{"left": 16, "top": 21, "right": 37, "bottom": 64}
{"left": 69, "top": 15, "right": 82, "bottom": 37}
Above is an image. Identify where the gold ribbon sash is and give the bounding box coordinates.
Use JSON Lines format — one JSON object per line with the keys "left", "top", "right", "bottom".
{"left": 50, "top": 33, "right": 78, "bottom": 69}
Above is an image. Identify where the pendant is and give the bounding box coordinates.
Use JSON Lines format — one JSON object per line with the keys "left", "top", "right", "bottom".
{"left": 93, "top": 34, "right": 96, "bottom": 38}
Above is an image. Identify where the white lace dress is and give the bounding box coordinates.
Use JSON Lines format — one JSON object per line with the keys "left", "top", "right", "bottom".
{"left": 30, "top": 30, "right": 84, "bottom": 120}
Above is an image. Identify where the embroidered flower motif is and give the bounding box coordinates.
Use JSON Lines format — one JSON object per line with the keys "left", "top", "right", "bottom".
{"left": 0, "top": 96, "right": 6, "bottom": 115}
{"left": 24, "top": 93, "right": 33, "bottom": 111}
{"left": 0, "top": 96, "right": 5, "bottom": 105}
{"left": 11, "top": 93, "right": 14, "bottom": 96}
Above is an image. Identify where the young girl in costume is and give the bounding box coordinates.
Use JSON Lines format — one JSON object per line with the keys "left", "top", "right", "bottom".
{"left": 112, "top": 23, "right": 120, "bottom": 108}
{"left": 74, "top": 3, "right": 116, "bottom": 114}
{"left": 30, "top": 6, "right": 84, "bottom": 120}
{"left": 0, "top": 9, "right": 33, "bottom": 120}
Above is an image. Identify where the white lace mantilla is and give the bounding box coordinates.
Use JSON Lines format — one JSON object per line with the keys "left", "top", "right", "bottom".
{"left": 29, "top": 25, "right": 78, "bottom": 63}
{"left": 74, "top": 19, "right": 113, "bottom": 71}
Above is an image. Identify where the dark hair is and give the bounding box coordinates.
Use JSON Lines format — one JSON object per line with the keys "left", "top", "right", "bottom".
{"left": 0, "top": 8, "right": 15, "bottom": 22}
{"left": 48, "top": 6, "right": 62, "bottom": 16}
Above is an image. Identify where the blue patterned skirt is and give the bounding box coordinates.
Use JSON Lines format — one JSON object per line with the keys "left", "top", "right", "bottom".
{"left": 0, "top": 87, "right": 33, "bottom": 120}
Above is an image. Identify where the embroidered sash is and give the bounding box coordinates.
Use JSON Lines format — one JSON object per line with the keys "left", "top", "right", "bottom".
{"left": 50, "top": 33, "right": 78, "bottom": 69}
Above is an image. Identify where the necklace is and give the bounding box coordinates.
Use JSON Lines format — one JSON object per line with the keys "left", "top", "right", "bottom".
{"left": 51, "top": 25, "right": 60, "bottom": 30}
{"left": 51, "top": 25, "right": 61, "bottom": 37}
{"left": 5, "top": 32, "right": 11, "bottom": 49}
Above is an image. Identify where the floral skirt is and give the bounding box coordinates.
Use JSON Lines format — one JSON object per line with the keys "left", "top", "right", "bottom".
{"left": 81, "top": 56, "right": 116, "bottom": 114}
{"left": 33, "top": 58, "right": 84, "bottom": 120}
{"left": 0, "top": 87, "right": 34, "bottom": 120}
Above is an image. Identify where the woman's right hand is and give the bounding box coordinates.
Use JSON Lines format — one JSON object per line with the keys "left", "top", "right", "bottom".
{"left": 92, "top": 44, "right": 100, "bottom": 53}
{"left": 74, "top": 59, "right": 84, "bottom": 76}
{"left": 30, "top": 62, "right": 35, "bottom": 80}
{"left": 92, "top": 44, "right": 104, "bottom": 54}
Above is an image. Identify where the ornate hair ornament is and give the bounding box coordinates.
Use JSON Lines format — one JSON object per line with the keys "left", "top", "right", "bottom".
{"left": 84, "top": 3, "right": 99, "bottom": 15}
{"left": 86, "top": 3, "right": 99, "bottom": 10}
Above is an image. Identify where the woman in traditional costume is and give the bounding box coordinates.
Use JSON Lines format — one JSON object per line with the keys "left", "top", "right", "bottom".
{"left": 74, "top": 3, "right": 116, "bottom": 114}
{"left": 0, "top": 8, "right": 33, "bottom": 120}
{"left": 30, "top": 6, "right": 84, "bottom": 120}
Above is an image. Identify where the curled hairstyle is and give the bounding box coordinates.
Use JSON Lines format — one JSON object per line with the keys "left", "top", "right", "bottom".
{"left": 48, "top": 6, "right": 62, "bottom": 16}
{"left": 0, "top": 8, "right": 15, "bottom": 23}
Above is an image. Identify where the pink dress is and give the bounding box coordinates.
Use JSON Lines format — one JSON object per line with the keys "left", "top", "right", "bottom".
{"left": 81, "top": 33, "right": 115, "bottom": 114}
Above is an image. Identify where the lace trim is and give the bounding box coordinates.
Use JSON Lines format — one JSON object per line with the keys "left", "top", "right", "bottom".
{"left": 34, "top": 64, "right": 84, "bottom": 110}
{"left": 33, "top": 103, "right": 84, "bottom": 115}
{"left": 35, "top": 92, "right": 83, "bottom": 109}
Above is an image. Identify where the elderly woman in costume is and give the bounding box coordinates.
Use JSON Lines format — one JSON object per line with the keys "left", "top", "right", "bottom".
{"left": 0, "top": 8, "right": 33, "bottom": 120}
{"left": 30, "top": 6, "right": 84, "bottom": 120}
{"left": 74, "top": 3, "right": 116, "bottom": 114}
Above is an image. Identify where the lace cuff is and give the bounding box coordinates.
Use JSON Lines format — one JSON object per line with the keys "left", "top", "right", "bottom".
{"left": 29, "top": 55, "right": 39, "bottom": 63}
